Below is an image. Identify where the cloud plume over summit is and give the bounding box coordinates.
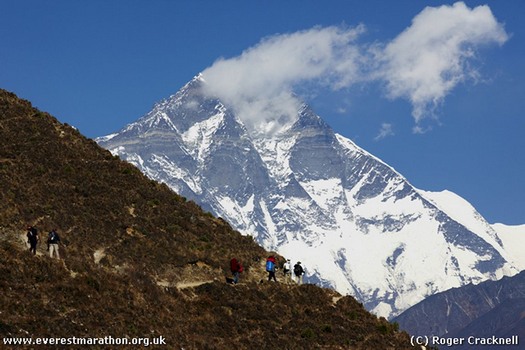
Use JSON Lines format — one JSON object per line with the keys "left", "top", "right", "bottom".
{"left": 201, "top": 25, "right": 365, "bottom": 134}
{"left": 201, "top": 2, "right": 508, "bottom": 134}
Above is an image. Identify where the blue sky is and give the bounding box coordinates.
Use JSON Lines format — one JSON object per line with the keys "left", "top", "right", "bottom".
{"left": 1, "top": 1, "right": 523, "bottom": 225}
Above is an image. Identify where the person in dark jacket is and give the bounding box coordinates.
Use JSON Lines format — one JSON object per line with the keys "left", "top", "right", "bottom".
{"left": 26, "top": 226, "right": 39, "bottom": 255}
{"left": 47, "top": 229, "right": 61, "bottom": 259}
{"left": 294, "top": 261, "right": 304, "bottom": 284}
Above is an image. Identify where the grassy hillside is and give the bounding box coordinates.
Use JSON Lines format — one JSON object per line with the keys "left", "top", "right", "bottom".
{"left": 0, "top": 89, "right": 412, "bottom": 349}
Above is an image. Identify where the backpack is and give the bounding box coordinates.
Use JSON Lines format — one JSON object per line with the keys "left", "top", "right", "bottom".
{"left": 294, "top": 264, "right": 303, "bottom": 276}
{"left": 230, "top": 258, "right": 240, "bottom": 272}
{"left": 266, "top": 260, "right": 275, "bottom": 272}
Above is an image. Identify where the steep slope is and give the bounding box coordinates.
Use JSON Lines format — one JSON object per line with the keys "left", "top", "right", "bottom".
{"left": 393, "top": 270, "right": 525, "bottom": 339}
{"left": 0, "top": 89, "right": 412, "bottom": 349}
{"left": 452, "top": 298, "right": 525, "bottom": 349}
{"left": 98, "top": 75, "right": 519, "bottom": 320}
{"left": 491, "top": 223, "right": 525, "bottom": 270}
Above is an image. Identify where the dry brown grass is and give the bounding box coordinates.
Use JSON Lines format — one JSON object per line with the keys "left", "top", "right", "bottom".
{"left": 0, "top": 89, "right": 412, "bottom": 349}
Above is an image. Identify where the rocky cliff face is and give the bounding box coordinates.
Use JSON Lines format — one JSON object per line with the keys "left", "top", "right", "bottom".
{"left": 98, "top": 75, "right": 519, "bottom": 319}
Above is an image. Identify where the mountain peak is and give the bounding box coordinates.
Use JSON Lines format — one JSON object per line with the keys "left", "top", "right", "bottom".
{"left": 98, "top": 77, "right": 519, "bottom": 319}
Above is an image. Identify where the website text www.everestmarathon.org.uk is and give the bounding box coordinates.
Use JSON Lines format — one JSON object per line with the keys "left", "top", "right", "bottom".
{"left": 3, "top": 335, "right": 166, "bottom": 347}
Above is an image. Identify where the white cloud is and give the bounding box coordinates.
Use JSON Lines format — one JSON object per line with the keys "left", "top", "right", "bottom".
{"left": 200, "top": 2, "right": 508, "bottom": 135}
{"left": 375, "top": 123, "right": 394, "bottom": 140}
{"left": 201, "top": 25, "right": 366, "bottom": 134}
{"left": 377, "top": 2, "right": 508, "bottom": 124}
{"left": 336, "top": 107, "right": 348, "bottom": 114}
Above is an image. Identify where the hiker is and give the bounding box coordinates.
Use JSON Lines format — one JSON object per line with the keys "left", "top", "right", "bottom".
{"left": 266, "top": 256, "right": 277, "bottom": 282}
{"left": 283, "top": 259, "right": 292, "bottom": 281}
{"left": 294, "top": 261, "right": 304, "bottom": 284}
{"left": 230, "top": 258, "right": 243, "bottom": 284}
{"left": 47, "top": 229, "right": 61, "bottom": 259}
{"left": 26, "top": 226, "right": 39, "bottom": 255}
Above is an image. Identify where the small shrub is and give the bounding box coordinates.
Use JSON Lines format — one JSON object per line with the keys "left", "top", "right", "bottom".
{"left": 376, "top": 323, "right": 389, "bottom": 334}
{"left": 86, "top": 276, "right": 101, "bottom": 292}
{"left": 301, "top": 328, "right": 316, "bottom": 339}
{"left": 321, "top": 324, "right": 332, "bottom": 333}
{"left": 148, "top": 199, "right": 160, "bottom": 207}
{"left": 63, "top": 164, "right": 73, "bottom": 174}
{"left": 347, "top": 311, "right": 358, "bottom": 320}
{"left": 391, "top": 321, "right": 399, "bottom": 332}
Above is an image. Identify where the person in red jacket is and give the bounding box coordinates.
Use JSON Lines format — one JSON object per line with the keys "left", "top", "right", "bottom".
{"left": 230, "top": 258, "right": 243, "bottom": 284}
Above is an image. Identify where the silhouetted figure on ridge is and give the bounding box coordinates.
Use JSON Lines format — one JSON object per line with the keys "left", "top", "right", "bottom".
{"left": 26, "top": 225, "right": 38, "bottom": 255}
{"left": 294, "top": 262, "right": 304, "bottom": 285}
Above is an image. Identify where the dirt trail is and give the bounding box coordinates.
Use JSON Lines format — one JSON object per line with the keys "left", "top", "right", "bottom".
{"left": 175, "top": 280, "right": 213, "bottom": 290}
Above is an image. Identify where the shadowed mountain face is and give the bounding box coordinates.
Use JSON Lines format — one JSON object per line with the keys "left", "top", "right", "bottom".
{"left": 0, "top": 89, "right": 413, "bottom": 349}
{"left": 98, "top": 75, "right": 518, "bottom": 319}
{"left": 393, "top": 270, "right": 525, "bottom": 346}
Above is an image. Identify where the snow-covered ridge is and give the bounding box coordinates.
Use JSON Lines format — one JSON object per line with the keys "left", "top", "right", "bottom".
{"left": 491, "top": 223, "right": 525, "bottom": 270}
{"left": 418, "top": 189, "right": 504, "bottom": 249}
{"left": 96, "top": 133, "right": 118, "bottom": 143}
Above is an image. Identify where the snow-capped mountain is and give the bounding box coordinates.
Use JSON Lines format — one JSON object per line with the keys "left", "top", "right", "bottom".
{"left": 98, "top": 74, "right": 520, "bottom": 319}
